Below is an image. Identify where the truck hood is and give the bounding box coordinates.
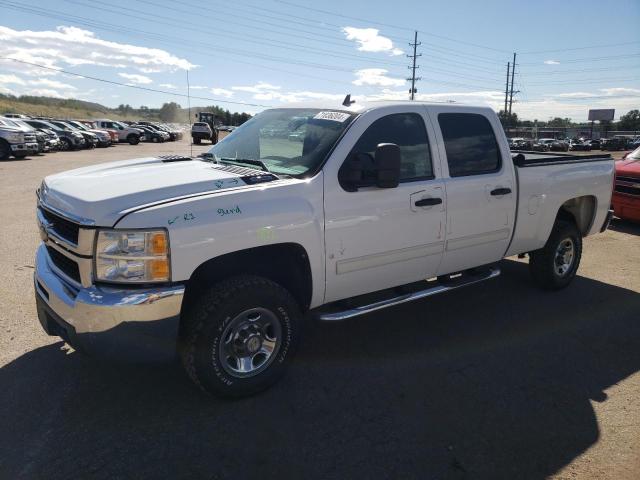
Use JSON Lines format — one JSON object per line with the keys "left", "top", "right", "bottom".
{"left": 616, "top": 157, "right": 640, "bottom": 177}
{"left": 40, "top": 156, "right": 270, "bottom": 226}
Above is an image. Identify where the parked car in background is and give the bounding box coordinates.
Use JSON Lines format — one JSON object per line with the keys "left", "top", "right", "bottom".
{"left": 3, "top": 118, "right": 48, "bottom": 153}
{"left": 537, "top": 138, "right": 555, "bottom": 149}
{"left": 24, "top": 119, "right": 86, "bottom": 150}
{"left": 587, "top": 139, "right": 601, "bottom": 150}
{"left": 569, "top": 140, "right": 592, "bottom": 151}
{"left": 191, "top": 121, "right": 213, "bottom": 144}
{"left": 82, "top": 121, "right": 119, "bottom": 143}
{"left": 131, "top": 124, "right": 168, "bottom": 143}
{"left": 0, "top": 117, "right": 38, "bottom": 159}
{"left": 136, "top": 123, "right": 171, "bottom": 142}
{"left": 65, "top": 120, "right": 112, "bottom": 147}
{"left": 603, "top": 137, "right": 628, "bottom": 151}
{"left": 49, "top": 120, "right": 98, "bottom": 149}
{"left": 3, "top": 113, "right": 29, "bottom": 119}
{"left": 510, "top": 138, "right": 533, "bottom": 150}
{"left": 94, "top": 119, "right": 144, "bottom": 145}
{"left": 612, "top": 146, "right": 640, "bottom": 223}
{"left": 531, "top": 141, "right": 550, "bottom": 152}
{"left": 550, "top": 139, "right": 569, "bottom": 152}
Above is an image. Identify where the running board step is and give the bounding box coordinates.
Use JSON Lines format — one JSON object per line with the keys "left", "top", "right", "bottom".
{"left": 316, "top": 266, "right": 500, "bottom": 321}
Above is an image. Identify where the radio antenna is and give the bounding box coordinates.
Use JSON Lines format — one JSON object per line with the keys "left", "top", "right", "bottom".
{"left": 186, "top": 69, "right": 193, "bottom": 157}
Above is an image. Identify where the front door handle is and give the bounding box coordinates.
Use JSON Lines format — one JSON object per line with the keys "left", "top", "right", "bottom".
{"left": 414, "top": 197, "right": 443, "bottom": 207}
{"left": 490, "top": 187, "right": 512, "bottom": 196}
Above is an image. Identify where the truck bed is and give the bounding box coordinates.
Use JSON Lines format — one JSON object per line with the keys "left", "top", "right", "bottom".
{"left": 511, "top": 151, "right": 612, "bottom": 167}
{"left": 506, "top": 151, "right": 614, "bottom": 257}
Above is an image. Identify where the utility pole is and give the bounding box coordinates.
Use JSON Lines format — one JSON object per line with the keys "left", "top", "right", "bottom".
{"left": 504, "top": 62, "right": 510, "bottom": 115}
{"left": 407, "top": 31, "right": 421, "bottom": 100}
{"left": 508, "top": 52, "right": 517, "bottom": 118}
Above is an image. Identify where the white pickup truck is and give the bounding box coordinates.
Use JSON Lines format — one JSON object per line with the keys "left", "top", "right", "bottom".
{"left": 34, "top": 100, "right": 614, "bottom": 397}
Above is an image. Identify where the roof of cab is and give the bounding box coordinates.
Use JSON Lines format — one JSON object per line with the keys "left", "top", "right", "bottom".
{"left": 265, "top": 98, "right": 494, "bottom": 115}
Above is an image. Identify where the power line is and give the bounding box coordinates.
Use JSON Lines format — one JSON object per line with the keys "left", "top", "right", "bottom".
{"left": 273, "top": 0, "right": 510, "bottom": 53}
{"left": 61, "top": 0, "right": 407, "bottom": 68}
{"left": 519, "top": 53, "right": 640, "bottom": 66}
{"left": 520, "top": 40, "right": 640, "bottom": 54}
{"left": 0, "top": 57, "right": 273, "bottom": 108}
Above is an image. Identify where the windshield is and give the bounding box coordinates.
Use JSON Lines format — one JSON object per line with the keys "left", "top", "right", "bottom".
{"left": 70, "top": 121, "right": 89, "bottom": 131}
{"left": 629, "top": 146, "right": 640, "bottom": 160}
{"left": 205, "top": 108, "right": 356, "bottom": 177}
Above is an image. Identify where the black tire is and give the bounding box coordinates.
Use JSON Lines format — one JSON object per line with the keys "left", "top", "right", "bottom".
{"left": 0, "top": 140, "right": 10, "bottom": 160}
{"left": 193, "top": 137, "right": 201, "bottom": 145}
{"left": 127, "top": 134, "right": 140, "bottom": 145}
{"left": 529, "top": 220, "right": 582, "bottom": 290}
{"left": 152, "top": 136, "right": 159, "bottom": 143}
{"left": 13, "top": 152, "right": 28, "bottom": 159}
{"left": 179, "top": 275, "right": 301, "bottom": 398}
{"left": 60, "top": 138, "right": 72, "bottom": 151}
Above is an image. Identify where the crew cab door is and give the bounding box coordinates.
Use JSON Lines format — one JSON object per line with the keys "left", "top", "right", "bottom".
{"left": 323, "top": 106, "right": 446, "bottom": 303}
{"left": 428, "top": 108, "right": 517, "bottom": 274}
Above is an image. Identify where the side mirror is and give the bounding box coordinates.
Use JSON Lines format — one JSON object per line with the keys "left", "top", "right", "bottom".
{"left": 374, "top": 143, "right": 401, "bottom": 188}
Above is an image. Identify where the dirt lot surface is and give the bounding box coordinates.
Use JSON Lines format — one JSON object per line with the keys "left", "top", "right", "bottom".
{"left": 0, "top": 139, "right": 638, "bottom": 479}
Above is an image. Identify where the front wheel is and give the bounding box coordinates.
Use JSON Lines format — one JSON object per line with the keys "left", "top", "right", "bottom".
{"left": 529, "top": 220, "right": 582, "bottom": 290}
{"left": 193, "top": 137, "right": 201, "bottom": 144}
{"left": 179, "top": 275, "right": 301, "bottom": 397}
{"left": 127, "top": 135, "right": 140, "bottom": 145}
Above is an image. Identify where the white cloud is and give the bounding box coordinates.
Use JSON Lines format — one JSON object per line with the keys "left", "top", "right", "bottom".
{"left": 553, "top": 92, "right": 593, "bottom": 98}
{"left": 211, "top": 87, "right": 234, "bottom": 97}
{"left": 343, "top": 27, "right": 403, "bottom": 56}
{"left": 29, "top": 78, "right": 76, "bottom": 90}
{"left": 232, "top": 82, "right": 281, "bottom": 94}
{"left": 24, "top": 88, "right": 65, "bottom": 98}
{"left": 544, "top": 60, "right": 560, "bottom": 65}
{"left": 599, "top": 87, "right": 640, "bottom": 96}
{"left": 0, "top": 25, "right": 195, "bottom": 78}
{"left": 0, "top": 74, "right": 26, "bottom": 85}
{"left": 352, "top": 68, "right": 405, "bottom": 87}
{"left": 159, "top": 83, "right": 177, "bottom": 89}
{"left": 189, "top": 85, "right": 208, "bottom": 90}
{"left": 118, "top": 73, "right": 152, "bottom": 84}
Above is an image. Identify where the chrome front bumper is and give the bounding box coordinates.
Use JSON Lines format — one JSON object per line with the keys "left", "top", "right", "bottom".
{"left": 34, "top": 244, "right": 185, "bottom": 361}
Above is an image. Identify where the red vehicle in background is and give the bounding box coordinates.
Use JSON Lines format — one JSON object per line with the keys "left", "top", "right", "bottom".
{"left": 612, "top": 146, "right": 640, "bottom": 223}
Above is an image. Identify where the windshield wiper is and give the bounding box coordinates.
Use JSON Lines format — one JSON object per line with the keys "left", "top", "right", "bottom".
{"left": 217, "top": 157, "right": 270, "bottom": 172}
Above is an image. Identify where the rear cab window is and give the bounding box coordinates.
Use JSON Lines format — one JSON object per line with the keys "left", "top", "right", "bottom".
{"left": 438, "top": 113, "right": 502, "bottom": 177}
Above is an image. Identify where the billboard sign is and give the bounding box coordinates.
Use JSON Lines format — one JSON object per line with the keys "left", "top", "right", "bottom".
{"left": 588, "top": 109, "right": 615, "bottom": 121}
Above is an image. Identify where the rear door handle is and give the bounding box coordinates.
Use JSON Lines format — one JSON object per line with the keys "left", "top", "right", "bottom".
{"left": 490, "top": 187, "right": 512, "bottom": 196}
{"left": 414, "top": 197, "right": 443, "bottom": 207}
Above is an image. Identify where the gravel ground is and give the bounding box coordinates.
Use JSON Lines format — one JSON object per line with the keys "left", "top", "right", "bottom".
{"left": 0, "top": 139, "right": 638, "bottom": 479}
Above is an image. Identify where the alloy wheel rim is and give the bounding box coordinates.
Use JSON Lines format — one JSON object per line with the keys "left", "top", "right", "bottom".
{"left": 217, "top": 307, "right": 282, "bottom": 378}
{"left": 554, "top": 238, "right": 575, "bottom": 277}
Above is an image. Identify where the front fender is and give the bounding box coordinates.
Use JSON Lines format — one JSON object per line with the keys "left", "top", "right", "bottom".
{"left": 115, "top": 174, "right": 326, "bottom": 308}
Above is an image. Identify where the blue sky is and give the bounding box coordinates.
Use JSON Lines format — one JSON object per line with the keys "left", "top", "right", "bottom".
{"left": 0, "top": 0, "right": 638, "bottom": 121}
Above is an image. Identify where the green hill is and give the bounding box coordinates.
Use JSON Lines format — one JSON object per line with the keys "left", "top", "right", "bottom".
{"left": 0, "top": 94, "right": 251, "bottom": 125}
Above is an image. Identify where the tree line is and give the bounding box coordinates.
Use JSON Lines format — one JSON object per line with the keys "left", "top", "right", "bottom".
{"left": 498, "top": 109, "right": 640, "bottom": 131}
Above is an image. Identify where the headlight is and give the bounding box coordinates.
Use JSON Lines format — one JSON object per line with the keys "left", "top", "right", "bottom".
{"left": 95, "top": 229, "right": 170, "bottom": 283}
{"left": 7, "top": 132, "right": 24, "bottom": 143}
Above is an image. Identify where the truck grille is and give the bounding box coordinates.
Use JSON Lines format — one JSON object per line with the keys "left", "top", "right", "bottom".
{"left": 39, "top": 207, "right": 80, "bottom": 244}
{"left": 24, "top": 133, "right": 37, "bottom": 143}
{"left": 615, "top": 176, "right": 640, "bottom": 197}
{"left": 46, "top": 246, "right": 81, "bottom": 283}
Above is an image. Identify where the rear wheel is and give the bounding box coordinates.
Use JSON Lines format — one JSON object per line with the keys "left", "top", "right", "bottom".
{"left": 193, "top": 137, "right": 201, "bottom": 144}
{"left": 529, "top": 220, "right": 582, "bottom": 290}
{"left": 179, "top": 275, "right": 301, "bottom": 397}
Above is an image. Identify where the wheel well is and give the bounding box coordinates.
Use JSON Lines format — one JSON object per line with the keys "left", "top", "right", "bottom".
{"left": 556, "top": 195, "right": 597, "bottom": 235}
{"left": 181, "top": 243, "right": 313, "bottom": 316}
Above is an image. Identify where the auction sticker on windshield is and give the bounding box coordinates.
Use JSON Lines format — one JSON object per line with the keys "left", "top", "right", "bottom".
{"left": 313, "top": 111, "right": 351, "bottom": 122}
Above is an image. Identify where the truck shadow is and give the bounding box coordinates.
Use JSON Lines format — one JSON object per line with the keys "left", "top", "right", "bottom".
{"left": 609, "top": 217, "right": 640, "bottom": 236}
{"left": 1, "top": 259, "right": 639, "bottom": 479}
